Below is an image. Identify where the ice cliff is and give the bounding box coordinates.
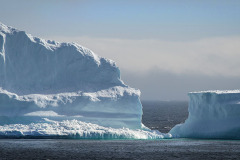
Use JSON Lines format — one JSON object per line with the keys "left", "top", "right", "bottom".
{"left": 3, "top": 22, "right": 238, "bottom": 140}
{"left": 170, "top": 90, "right": 240, "bottom": 139}
{"left": 0, "top": 22, "right": 157, "bottom": 138}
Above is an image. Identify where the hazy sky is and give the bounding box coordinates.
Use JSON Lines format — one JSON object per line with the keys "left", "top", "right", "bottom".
{"left": 0, "top": 0, "right": 240, "bottom": 100}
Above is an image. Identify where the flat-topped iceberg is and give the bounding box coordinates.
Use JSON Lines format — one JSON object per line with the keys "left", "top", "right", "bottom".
{"left": 0, "top": 22, "right": 162, "bottom": 138}
{"left": 170, "top": 90, "right": 240, "bottom": 139}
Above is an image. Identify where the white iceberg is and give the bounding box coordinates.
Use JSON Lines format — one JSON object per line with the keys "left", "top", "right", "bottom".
{"left": 0, "top": 22, "right": 165, "bottom": 139}
{"left": 170, "top": 90, "right": 240, "bottom": 139}
{"left": 3, "top": 22, "right": 239, "bottom": 140}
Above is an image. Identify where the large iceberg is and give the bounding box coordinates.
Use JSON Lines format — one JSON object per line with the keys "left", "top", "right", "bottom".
{"left": 3, "top": 22, "right": 239, "bottom": 140}
{"left": 0, "top": 22, "right": 170, "bottom": 139}
{"left": 170, "top": 90, "right": 240, "bottom": 139}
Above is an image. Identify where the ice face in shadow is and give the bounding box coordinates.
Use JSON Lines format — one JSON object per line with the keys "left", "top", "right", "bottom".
{"left": 170, "top": 90, "right": 240, "bottom": 139}
{"left": 0, "top": 22, "right": 151, "bottom": 137}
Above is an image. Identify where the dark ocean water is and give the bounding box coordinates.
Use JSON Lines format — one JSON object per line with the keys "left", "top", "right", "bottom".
{"left": 1, "top": 139, "right": 240, "bottom": 160}
{"left": 142, "top": 101, "right": 189, "bottom": 133}
{"left": 1, "top": 101, "right": 240, "bottom": 160}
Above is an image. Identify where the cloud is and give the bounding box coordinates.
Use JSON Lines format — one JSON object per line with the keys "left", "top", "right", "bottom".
{"left": 42, "top": 36, "right": 240, "bottom": 100}
{"left": 45, "top": 36, "right": 240, "bottom": 77}
{"left": 120, "top": 68, "right": 240, "bottom": 100}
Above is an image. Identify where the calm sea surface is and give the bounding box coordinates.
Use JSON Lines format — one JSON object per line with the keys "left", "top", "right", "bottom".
{"left": 142, "top": 101, "right": 188, "bottom": 133}
{"left": 1, "top": 101, "right": 240, "bottom": 160}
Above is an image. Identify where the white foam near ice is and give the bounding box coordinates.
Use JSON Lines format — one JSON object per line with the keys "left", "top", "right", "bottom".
{"left": 0, "top": 119, "right": 172, "bottom": 139}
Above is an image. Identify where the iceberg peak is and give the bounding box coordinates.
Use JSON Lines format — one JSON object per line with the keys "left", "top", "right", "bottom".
{"left": 0, "top": 22, "right": 143, "bottom": 132}
{"left": 0, "top": 22, "right": 14, "bottom": 33}
{"left": 0, "top": 22, "right": 124, "bottom": 95}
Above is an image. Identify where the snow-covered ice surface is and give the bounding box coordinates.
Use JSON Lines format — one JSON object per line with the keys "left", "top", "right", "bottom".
{"left": 0, "top": 22, "right": 172, "bottom": 139}
{"left": 170, "top": 90, "right": 240, "bottom": 139}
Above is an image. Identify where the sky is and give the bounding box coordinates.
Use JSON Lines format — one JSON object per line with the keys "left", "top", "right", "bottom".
{"left": 0, "top": 0, "right": 240, "bottom": 100}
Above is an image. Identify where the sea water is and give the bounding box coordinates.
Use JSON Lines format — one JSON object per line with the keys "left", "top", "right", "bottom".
{"left": 142, "top": 101, "right": 188, "bottom": 133}
{"left": 1, "top": 101, "right": 240, "bottom": 160}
